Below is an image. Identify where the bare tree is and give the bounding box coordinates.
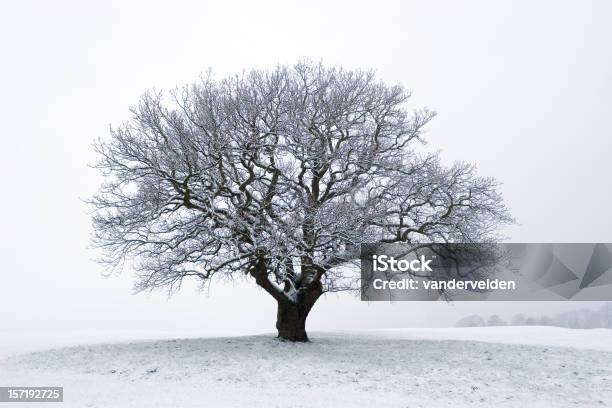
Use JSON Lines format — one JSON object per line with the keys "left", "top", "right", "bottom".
{"left": 91, "top": 61, "right": 512, "bottom": 341}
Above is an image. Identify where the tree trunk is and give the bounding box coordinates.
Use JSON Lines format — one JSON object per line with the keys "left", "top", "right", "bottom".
{"left": 276, "top": 288, "right": 322, "bottom": 342}
{"left": 276, "top": 301, "right": 309, "bottom": 342}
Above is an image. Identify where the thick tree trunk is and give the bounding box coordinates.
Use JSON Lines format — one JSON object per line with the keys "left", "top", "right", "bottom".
{"left": 276, "top": 300, "right": 310, "bottom": 342}
{"left": 276, "top": 287, "right": 322, "bottom": 342}
{"left": 251, "top": 251, "right": 324, "bottom": 342}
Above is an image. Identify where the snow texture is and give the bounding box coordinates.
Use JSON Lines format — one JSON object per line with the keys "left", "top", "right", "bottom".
{"left": 1, "top": 327, "right": 611, "bottom": 407}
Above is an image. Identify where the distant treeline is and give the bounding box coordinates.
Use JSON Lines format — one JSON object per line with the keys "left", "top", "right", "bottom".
{"left": 456, "top": 303, "right": 612, "bottom": 329}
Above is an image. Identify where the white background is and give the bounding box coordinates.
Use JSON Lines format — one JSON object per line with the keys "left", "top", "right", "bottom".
{"left": 1, "top": 0, "right": 610, "bottom": 335}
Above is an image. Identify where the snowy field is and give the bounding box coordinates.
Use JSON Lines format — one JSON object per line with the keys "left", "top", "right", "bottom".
{"left": 1, "top": 327, "right": 611, "bottom": 407}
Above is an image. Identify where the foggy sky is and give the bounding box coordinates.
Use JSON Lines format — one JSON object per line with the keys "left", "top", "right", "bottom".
{"left": 1, "top": 0, "right": 611, "bottom": 335}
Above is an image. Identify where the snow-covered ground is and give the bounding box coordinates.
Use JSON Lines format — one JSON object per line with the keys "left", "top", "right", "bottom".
{"left": 1, "top": 327, "right": 611, "bottom": 407}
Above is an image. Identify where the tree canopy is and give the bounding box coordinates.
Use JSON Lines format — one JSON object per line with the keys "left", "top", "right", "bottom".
{"left": 91, "top": 61, "right": 512, "bottom": 340}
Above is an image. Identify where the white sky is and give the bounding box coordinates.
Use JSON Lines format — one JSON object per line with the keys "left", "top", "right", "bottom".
{"left": 1, "top": 0, "right": 611, "bottom": 334}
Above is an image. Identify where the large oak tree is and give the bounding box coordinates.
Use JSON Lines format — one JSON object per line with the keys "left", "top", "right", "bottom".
{"left": 91, "top": 61, "right": 511, "bottom": 341}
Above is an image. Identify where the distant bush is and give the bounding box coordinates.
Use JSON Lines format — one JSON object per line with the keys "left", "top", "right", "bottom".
{"left": 456, "top": 303, "right": 612, "bottom": 328}
{"left": 456, "top": 315, "right": 487, "bottom": 327}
